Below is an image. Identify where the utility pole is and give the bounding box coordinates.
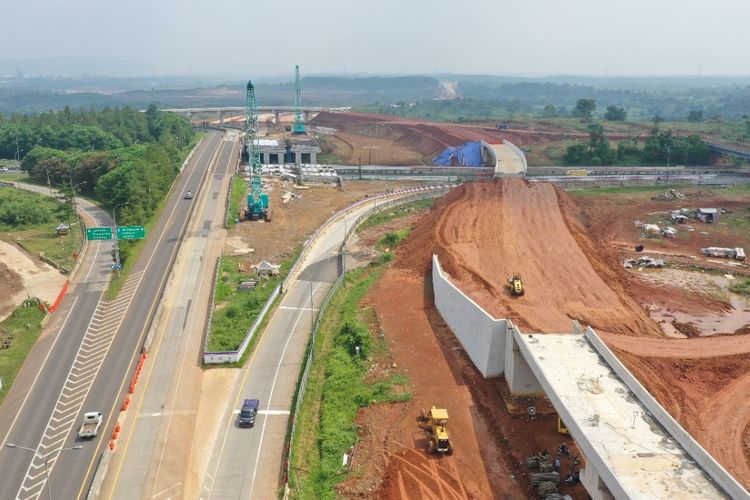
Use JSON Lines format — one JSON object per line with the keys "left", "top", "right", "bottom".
{"left": 5, "top": 443, "right": 82, "bottom": 500}
{"left": 310, "top": 280, "right": 314, "bottom": 332}
{"left": 113, "top": 202, "right": 129, "bottom": 277}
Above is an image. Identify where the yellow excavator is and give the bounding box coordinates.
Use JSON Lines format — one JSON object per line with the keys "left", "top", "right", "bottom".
{"left": 506, "top": 274, "right": 525, "bottom": 296}
{"left": 419, "top": 407, "right": 453, "bottom": 455}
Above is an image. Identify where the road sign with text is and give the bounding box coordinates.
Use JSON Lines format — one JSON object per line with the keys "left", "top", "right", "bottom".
{"left": 116, "top": 226, "right": 146, "bottom": 240}
{"left": 86, "top": 227, "right": 113, "bottom": 241}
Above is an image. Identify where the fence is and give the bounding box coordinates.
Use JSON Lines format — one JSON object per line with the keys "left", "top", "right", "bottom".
{"left": 281, "top": 184, "right": 455, "bottom": 497}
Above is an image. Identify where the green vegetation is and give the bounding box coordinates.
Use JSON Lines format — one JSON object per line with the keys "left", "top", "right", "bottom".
{"left": 226, "top": 175, "right": 246, "bottom": 229}
{"left": 376, "top": 229, "right": 411, "bottom": 250}
{"left": 356, "top": 198, "right": 434, "bottom": 231}
{"left": 289, "top": 201, "right": 421, "bottom": 498}
{"left": 569, "top": 184, "right": 688, "bottom": 196}
{"left": 0, "top": 188, "right": 82, "bottom": 269}
{"left": 288, "top": 262, "right": 410, "bottom": 498}
{"left": 206, "top": 251, "right": 297, "bottom": 353}
{"left": 1, "top": 106, "right": 198, "bottom": 298}
{"left": 730, "top": 278, "right": 750, "bottom": 297}
{"left": 563, "top": 122, "right": 710, "bottom": 166}
{"left": 0, "top": 300, "right": 47, "bottom": 405}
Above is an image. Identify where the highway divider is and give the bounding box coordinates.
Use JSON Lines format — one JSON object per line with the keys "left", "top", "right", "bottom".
{"left": 87, "top": 133, "right": 220, "bottom": 499}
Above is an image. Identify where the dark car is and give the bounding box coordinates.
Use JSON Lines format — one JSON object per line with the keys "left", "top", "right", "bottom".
{"left": 238, "top": 399, "right": 260, "bottom": 428}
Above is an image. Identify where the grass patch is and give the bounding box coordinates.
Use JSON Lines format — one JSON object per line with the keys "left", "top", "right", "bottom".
{"left": 207, "top": 257, "right": 281, "bottom": 352}
{"left": 570, "top": 184, "right": 692, "bottom": 196}
{"left": 376, "top": 228, "right": 411, "bottom": 251}
{"left": 730, "top": 278, "right": 750, "bottom": 297}
{"left": 225, "top": 175, "right": 246, "bottom": 229}
{"left": 206, "top": 247, "right": 300, "bottom": 355}
{"left": 0, "top": 188, "right": 83, "bottom": 270}
{"left": 0, "top": 300, "right": 47, "bottom": 405}
{"left": 356, "top": 198, "right": 434, "bottom": 231}
{"left": 288, "top": 260, "right": 410, "bottom": 499}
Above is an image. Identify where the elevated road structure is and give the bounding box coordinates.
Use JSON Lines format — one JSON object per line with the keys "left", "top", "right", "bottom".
{"left": 432, "top": 254, "right": 747, "bottom": 499}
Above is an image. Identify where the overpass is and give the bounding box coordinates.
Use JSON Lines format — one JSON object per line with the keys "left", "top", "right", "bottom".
{"left": 481, "top": 139, "right": 527, "bottom": 177}
{"left": 432, "top": 254, "right": 747, "bottom": 499}
{"left": 162, "top": 106, "right": 325, "bottom": 124}
{"left": 706, "top": 140, "right": 750, "bottom": 161}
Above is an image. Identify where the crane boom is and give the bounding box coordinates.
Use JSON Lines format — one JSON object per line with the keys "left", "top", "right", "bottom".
{"left": 292, "top": 65, "right": 305, "bottom": 134}
{"left": 244, "top": 80, "right": 269, "bottom": 221}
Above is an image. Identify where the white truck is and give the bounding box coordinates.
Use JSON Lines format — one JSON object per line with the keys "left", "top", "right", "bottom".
{"left": 77, "top": 411, "right": 103, "bottom": 439}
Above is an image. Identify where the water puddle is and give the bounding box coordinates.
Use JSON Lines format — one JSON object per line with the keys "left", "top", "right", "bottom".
{"left": 640, "top": 269, "right": 750, "bottom": 337}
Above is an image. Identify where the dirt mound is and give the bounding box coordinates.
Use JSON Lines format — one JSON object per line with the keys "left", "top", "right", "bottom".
{"left": 397, "top": 178, "right": 662, "bottom": 336}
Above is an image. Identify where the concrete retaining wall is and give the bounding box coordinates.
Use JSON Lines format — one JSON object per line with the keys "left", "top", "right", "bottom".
{"left": 584, "top": 327, "right": 748, "bottom": 500}
{"left": 431, "top": 255, "right": 506, "bottom": 377}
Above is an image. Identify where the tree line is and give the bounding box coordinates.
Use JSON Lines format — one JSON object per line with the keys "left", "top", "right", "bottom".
{"left": 10, "top": 105, "right": 195, "bottom": 229}
{"left": 564, "top": 122, "right": 710, "bottom": 166}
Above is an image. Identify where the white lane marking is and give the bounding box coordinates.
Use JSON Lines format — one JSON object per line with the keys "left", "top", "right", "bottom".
{"left": 0, "top": 296, "right": 79, "bottom": 450}
{"left": 149, "top": 138, "right": 228, "bottom": 498}
{"left": 278, "top": 306, "right": 320, "bottom": 312}
{"left": 247, "top": 282, "right": 323, "bottom": 497}
{"left": 230, "top": 409, "right": 291, "bottom": 416}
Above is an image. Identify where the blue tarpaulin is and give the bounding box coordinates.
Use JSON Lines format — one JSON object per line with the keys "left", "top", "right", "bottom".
{"left": 433, "top": 141, "right": 483, "bottom": 167}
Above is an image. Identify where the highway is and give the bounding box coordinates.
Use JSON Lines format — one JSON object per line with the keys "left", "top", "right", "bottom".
{"left": 198, "top": 189, "right": 439, "bottom": 499}
{"left": 0, "top": 131, "right": 223, "bottom": 500}
{"left": 99, "top": 131, "right": 239, "bottom": 499}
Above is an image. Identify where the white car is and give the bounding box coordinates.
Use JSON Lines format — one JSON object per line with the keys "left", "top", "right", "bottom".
{"left": 184, "top": 190, "right": 194, "bottom": 199}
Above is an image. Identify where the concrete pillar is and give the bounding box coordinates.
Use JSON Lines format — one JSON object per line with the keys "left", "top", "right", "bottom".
{"left": 505, "top": 328, "right": 543, "bottom": 395}
{"left": 581, "top": 463, "right": 614, "bottom": 500}
{"left": 310, "top": 152, "right": 317, "bottom": 165}
{"left": 295, "top": 151, "right": 301, "bottom": 167}
{"left": 304, "top": 111, "right": 311, "bottom": 123}
{"left": 263, "top": 153, "right": 270, "bottom": 164}
{"left": 274, "top": 110, "right": 280, "bottom": 125}
{"left": 219, "top": 111, "right": 225, "bottom": 125}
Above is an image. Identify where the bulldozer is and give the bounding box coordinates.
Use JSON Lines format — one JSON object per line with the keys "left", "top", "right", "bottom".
{"left": 419, "top": 407, "right": 453, "bottom": 455}
{"left": 506, "top": 274, "right": 524, "bottom": 296}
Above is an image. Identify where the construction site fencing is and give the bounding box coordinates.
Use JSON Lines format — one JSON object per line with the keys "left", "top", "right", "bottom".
{"left": 202, "top": 257, "right": 221, "bottom": 357}
{"left": 282, "top": 184, "right": 454, "bottom": 497}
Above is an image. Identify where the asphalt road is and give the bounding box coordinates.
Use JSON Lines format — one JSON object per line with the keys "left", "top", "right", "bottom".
{"left": 198, "top": 191, "right": 426, "bottom": 499}
{"left": 0, "top": 131, "right": 223, "bottom": 500}
{"left": 101, "top": 132, "right": 239, "bottom": 499}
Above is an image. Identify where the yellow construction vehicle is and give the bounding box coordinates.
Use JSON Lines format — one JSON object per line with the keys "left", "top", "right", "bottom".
{"left": 506, "top": 274, "right": 525, "bottom": 296}
{"left": 419, "top": 407, "right": 453, "bottom": 455}
{"left": 557, "top": 416, "right": 570, "bottom": 435}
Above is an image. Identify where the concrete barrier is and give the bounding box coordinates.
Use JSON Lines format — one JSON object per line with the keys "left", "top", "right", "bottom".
{"left": 585, "top": 327, "right": 749, "bottom": 499}
{"left": 203, "top": 284, "right": 281, "bottom": 364}
{"left": 431, "top": 255, "right": 506, "bottom": 377}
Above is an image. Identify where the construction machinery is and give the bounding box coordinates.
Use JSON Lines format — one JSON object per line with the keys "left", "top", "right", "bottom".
{"left": 506, "top": 274, "right": 524, "bottom": 296}
{"left": 243, "top": 80, "right": 270, "bottom": 221}
{"left": 292, "top": 65, "right": 305, "bottom": 135}
{"left": 557, "top": 416, "right": 570, "bottom": 435}
{"left": 419, "top": 407, "right": 453, "bottom": 455}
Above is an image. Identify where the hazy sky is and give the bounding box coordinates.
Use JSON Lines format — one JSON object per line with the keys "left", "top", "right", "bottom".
{"left": 2, "top": 0, "right": 749, "bottom": 77}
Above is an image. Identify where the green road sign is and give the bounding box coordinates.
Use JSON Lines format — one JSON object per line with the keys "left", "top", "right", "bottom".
{"left": 116, "top": 225, "right": 146, "bottom": 240}
{"left": 86, "top": 227, "right": 113, "bottom": 241}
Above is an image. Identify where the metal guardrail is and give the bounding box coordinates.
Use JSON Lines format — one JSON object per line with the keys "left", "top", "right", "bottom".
{"left": 282, "top": 184, "right": 455, "bottom": 293}
{"left": 282, "top": 184, "right": 455, "bottom": 497}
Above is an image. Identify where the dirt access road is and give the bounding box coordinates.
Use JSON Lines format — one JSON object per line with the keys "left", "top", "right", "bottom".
{"left": 346, "top": 178, "right": 750, "bottom": 497}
